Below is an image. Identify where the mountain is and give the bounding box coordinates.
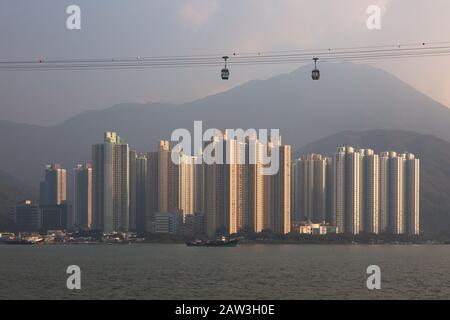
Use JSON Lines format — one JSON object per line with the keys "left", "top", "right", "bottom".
{"left": 0, "top": 170, "right": 36, "bottom": 230}
{"left": 294, "top": 129, "right": 450, "bottom": 234}
{"left": 2, "top": 62, "right": 450, "bottom": 187}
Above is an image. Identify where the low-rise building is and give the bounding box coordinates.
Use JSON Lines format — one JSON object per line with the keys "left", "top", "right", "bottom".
{"left": 292, "top": 221, "right": 338, "bottom": 235}
{"left": 154, "top": 212, "right": 181, "bottom": 234}
{"left": 8, "top": 200, "right": 41, "bottom": 232}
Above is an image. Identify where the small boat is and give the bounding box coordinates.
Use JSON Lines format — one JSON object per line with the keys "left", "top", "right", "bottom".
{"left": 186, "top": 237, "right": 238, "bottom": 247}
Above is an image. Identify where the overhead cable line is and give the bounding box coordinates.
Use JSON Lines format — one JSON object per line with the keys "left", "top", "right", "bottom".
{"left": 0, "top": 41, "right": 449, "bottom": 72}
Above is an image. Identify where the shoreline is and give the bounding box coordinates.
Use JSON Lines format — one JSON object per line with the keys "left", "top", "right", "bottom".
{"left": 0, "top": 240, "right": 446, "bottom": 246}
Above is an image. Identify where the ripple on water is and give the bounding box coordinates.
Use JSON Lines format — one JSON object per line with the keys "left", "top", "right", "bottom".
{"left": 1, "top": 244, "right": 450, "bottom": 299}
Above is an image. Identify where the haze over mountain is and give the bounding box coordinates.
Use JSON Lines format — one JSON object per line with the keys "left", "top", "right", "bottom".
{"left": 1, "top": 62, "right": 450, "bottom": 188}
{"left": 295, "top": 130, "right": 450, "bottom": 234}
{"left": 0, "top": 170, "right": 35, "bottom": 229}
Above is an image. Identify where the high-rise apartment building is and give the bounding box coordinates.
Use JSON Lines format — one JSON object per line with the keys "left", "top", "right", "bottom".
{"left": 73, "top": 163, "right": 92, "bottom": 230}
{"left": 246, "top": 138, "right": 265, "bottom": 233}
{"left": 129, "top": 151, "right": 148, "bottom": 233}
{"left": 405, "top": 153, "right": 420, "bottom": 235}
{"left": 389, "top": 152, "right": 405, "bottom": 235}
{"left": 176, "top": 152, "right": 195, "bottom": 219}
{"left": 129, "top": 150, "right": 137, "bottom": 230}
{"left": 194, "top": 159, "right": 205, "bottom": 214}
{"left": 204, "top": 135, "right": 223, "bottom": 237}
{"left": 203, "top": 132, "right": 278, "bottom": 237}
{"left": 362, "top": 149, "right": 379, "bottom": 234}
{"left": 158, "top": 140, "right": 170, "bottom": 213}
{"left": 332, "top": 147, "right": 346, "bottom": 232}
{"left": 39, "top": 163, "right": 67, "bottom": 206}
{"left": 158, "top": 140, "right": 172, "bottom": 213}
{"left": 313, "top": 155, "right": 328, "bottom": 223}
{"left": 379, "top": 152, "right": 390, "bottom": 233}
{"left": 68, "top": 129, "right": 420, "bottom": 238}
{"left": 292, "top": 154, "right": 329, "bottom": 223}
{"left": 331, "top": 147, "right": 361, "bottom": 234}
{"left": 345, "top": 147, "right": 361, "bottom": 234}
{"left": 146, "top": 151, "right": 158, "bottom": 231}
{"left": 92, "top": 132, "right": 130, "bottom": 232}
{"left": 328, "top": 147, "right": 419, "bottom": 235}
{"left": 204, "top": 134, "right": 241, "bottom": 237}
{"left": 149, "top": 140, "right": 195, "bottom": 226}
{"left": 266, "top": 138, "right": 291, "bottom": 234}
{"left": 135, "top": 153, "right": 148, "bottom": 233}
{"left": 382, "top": 151, "right": 420, "bottom": 235}
{"left": 325, "top": 157, "right": 334, "bottom": 224}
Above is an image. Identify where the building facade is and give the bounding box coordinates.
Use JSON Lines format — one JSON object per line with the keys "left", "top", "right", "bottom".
{"left": 92, "top": 132, "right": 130, "bottom": 232}
{"left": 73, "top": 163, "right": 92, "bottom": 230}
{"left": 39, "top": 163, "right": 67, "bottom": 206}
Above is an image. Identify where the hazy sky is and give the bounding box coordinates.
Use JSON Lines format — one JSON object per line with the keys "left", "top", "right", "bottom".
{"left": 1, "top": 0, "right": 450, "bottom": 125}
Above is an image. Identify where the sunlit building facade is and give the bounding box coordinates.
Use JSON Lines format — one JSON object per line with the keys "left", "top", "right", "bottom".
{"left": 92, "top": 131, "right": 130, "bottom": 232}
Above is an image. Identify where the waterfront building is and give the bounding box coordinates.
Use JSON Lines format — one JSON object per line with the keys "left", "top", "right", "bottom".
{"left": 73, "top": 163, "right": 92, "bottom": 230}
{"left": 92, "top": 132, "right": 130, "bottom": 232}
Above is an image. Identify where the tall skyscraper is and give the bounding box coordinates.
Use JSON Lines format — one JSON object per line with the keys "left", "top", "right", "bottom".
{"left": 293, "top": 155, "right": 314, "bottom": 221}
{"left": 204, "top": 150, "right": 220, "bottom": 237}
{"left": 73, "top": 163, "right": 92, "bottom": 230}
{"left": 39, "top": 163, "right": 67, "bottom": 206}
{"left": 362, "top": 149, "right": 379, "bottom": 234}
{"left": 292, "top": 154, "right": 329, "bottom": 223}
{"left": 405, "top": 153, "right": 420, "bottom": 235}
{"left": 234, "top": 139, "right": 247, "bottom": 233}
{"left": 135, "top": 153, "right": 148, "bottom": 233}
{"left": 330, "top": 147, "right": 419, "bottom": 235}
{"left": 194, "top": 158, "right": 205, "bottom": 214}
{"left": 389, "top": 152, "right": 405, "bottom": 234}
{"left": 358, "top": 149, "right": 366, "bottom": 233}
{"left": 146, "top": 151, "right": 159, "bottom": 231}
{"left": 204, "top": 134, "right": 241, "bottom": 237}
{"left": 376, "top": 150, "right": 420, "bottom": 235}
{"left": 204, "top": 134, "right": 225, "bottom": 237}
{"left": 266, "top": 138, "right": 291, "bottom": 234}
{"left": 379, "top": 152, "right": 390, "bottom": 233}
{"left": 313, "top": 155, "right": 328, "bottom": 223}
{"left": 174, "top": 152, "right": 195, "bottom": 219}
{"left": 158, "top": 140, "right": 170, "bottom": 213}
{"left": 129, "top": 150, "right": 137, "bottom": 230}
{"left": 168, "top": 152, "right": 180, "bottom": 214}
{"left": 325, "top": 157, "right": 334, "bottom": 224}
{"left": 246, "top": 138, "right": 265, "bottom": 233}
{"left": 291, "top": 160, "right": 300, "bottom": 222}
{"left": 204, "top": 132, "right": 271, "bottom": 237}
{"left": 152, "top": 140, "right": 195, "bottom": 225}
{"left": 130, "top": 151, "right": 148, "bottom": 233}
{"left": 345, "top": 147, "right": 361, "bottom": 235}
{"left": 332, "top": 147, "right": 361, "bottom": 234}
{"left": 92, "top": 132, "right": 130, "bottom": 232}
{"left": 332, "top": 147, "right": 346, "bottom": 232}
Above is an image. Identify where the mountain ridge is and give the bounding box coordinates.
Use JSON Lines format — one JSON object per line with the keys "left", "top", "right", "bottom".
{"left": 2, "top": 62, "right": 450, "bottom": 187}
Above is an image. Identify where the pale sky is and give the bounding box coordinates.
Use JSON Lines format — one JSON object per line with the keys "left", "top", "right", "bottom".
{"left": 0, "top": 0, "right": 450, "bottom": 125}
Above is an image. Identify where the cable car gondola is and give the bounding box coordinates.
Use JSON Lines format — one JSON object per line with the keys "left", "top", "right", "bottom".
{"left": 312, "top": 57, "right": 320, "bottom": 80}
{"left": 221, "top": 56, "right": 229, "bottom": 80}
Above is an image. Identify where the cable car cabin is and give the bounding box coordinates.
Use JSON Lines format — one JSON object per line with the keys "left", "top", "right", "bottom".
{"left": 311, "top": 57, "right": 320, "bottom": 80}
{"left": 311, "top": 69, "right": 320, "bottom": 80}
{"left": 221, "top": 68, "right": 229, "bottom": 80}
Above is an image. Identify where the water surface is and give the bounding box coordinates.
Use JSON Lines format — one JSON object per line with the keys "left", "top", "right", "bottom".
{"left": 0, "top": 244, "right": 448, "bottom": 299}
